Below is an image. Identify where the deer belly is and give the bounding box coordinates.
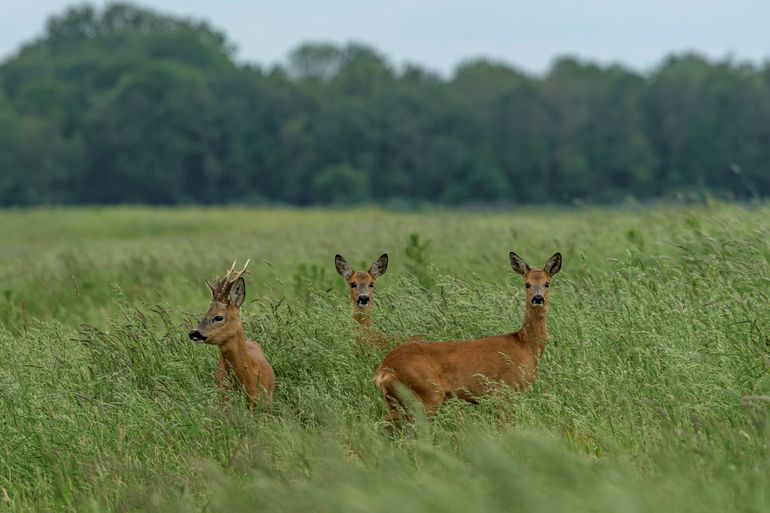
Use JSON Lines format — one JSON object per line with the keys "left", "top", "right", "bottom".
{"left": 446, "top": 358, "right": 534, "bottom": 397}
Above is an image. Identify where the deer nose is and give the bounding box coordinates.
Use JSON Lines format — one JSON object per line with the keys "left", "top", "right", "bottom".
{"left": 531, "top": 295, "right": 545, "bottom": 305}
{"left": 188, "top": 330, "right": 207, "bottom": 342}
{"left": 357, "top": 295, "right": 370, "bottom": 305}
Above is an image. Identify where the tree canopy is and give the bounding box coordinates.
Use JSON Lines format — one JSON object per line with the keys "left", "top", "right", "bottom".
{"left": 1, "top": 3, "right": 768, "bottom": 206}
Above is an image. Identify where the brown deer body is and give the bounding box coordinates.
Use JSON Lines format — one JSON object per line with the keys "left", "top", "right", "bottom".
{"left": 374, "top": 251, "right": 562, "bottom": 421}
{"left": 189, "top": 261, "right": 275, "bottom": 408}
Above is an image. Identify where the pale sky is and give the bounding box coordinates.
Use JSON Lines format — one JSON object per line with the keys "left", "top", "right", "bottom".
{"left": 1, "top": 0, "right": 769, "bottom": 75}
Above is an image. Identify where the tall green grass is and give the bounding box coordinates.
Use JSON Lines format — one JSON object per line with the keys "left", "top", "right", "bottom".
{"left": 0, "top": 204, "right": 768, "bottom": 512}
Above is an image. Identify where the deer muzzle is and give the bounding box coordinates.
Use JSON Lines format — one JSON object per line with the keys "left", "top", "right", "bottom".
{"left": 188, "top": 329, "right": 208, "bottom": 343}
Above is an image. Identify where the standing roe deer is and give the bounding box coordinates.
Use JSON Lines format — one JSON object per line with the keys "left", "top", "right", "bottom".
{"left": 373, "top": 251, "right": 562, "bottom": 422}
{"left": 188, "top": 260, "right": 275, "bottom": 408}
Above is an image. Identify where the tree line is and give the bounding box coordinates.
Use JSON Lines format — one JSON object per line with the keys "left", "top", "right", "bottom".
{"left": 1, "top": 3, "right": 768, "bottom": 206}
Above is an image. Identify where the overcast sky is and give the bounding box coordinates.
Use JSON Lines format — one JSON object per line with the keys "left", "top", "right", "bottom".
{"left": 1, "top": 0, "right": 768, "bottom": 75}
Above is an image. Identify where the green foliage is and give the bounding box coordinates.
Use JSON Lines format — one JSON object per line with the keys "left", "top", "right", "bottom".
{"left": 292, "top": 262, "right": 333, "bottom": 300}
{"left": 1, "top": 4, "right": 770, "bottom": 206}
{"left": 1, "top": 205, "right": 769, "bottom": 511}
{"left": 312, "top": 164, "right": 370, "bottom": 205}
{"left": 404, "top": 232, "right": 434, "bottom": 289}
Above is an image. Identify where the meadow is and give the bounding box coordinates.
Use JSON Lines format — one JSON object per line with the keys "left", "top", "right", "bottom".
{"left": 0, "top": 204, "right": 769, "bottom": 512}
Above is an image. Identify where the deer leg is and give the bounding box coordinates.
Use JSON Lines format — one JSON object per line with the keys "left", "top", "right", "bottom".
{"left": 243, "top": 373, "right": 272, "bottom": 411}
{"left": 256, "top": 372, "right": 273, "bottom": 411}
{"left": 419, "top": 390, "right": 445, "bottom": 416}
{"left": 411, "top": 381, "right": 446, "bottom": 417}
{"left": 384, "top": 396, "right": 404, "bottom": 424}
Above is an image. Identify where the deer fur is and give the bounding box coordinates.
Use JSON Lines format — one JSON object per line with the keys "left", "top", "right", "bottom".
{"left": 373, "top": 251, "right": 562, "bottom": 422}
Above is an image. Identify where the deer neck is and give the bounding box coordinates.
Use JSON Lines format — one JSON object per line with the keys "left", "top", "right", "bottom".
{"left": 218, "top": 321, "right": 249, "bottom": 371}
{"left": 520, "top": 304, "right": 548, "bottom": 353}
{"left": 352, "top": 307, "right": 373, "bottom": 328}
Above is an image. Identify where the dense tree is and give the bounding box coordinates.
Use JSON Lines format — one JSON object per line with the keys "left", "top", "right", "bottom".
{"left": 0, "top": 3, "right": 768, "bottom": 206}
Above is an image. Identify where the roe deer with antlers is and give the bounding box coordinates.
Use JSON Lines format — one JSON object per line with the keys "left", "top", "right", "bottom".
{"left": 188, "top": 260, "right": 275, "bottom": 408}
{"left": 373, "top": 251, "right": 562, "bottom": 422}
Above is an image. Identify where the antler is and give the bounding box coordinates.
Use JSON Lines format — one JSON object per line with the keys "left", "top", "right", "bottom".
{"left": 224, "top": 259, "right": 250, "bottom": 283}
{"left": 208, "top": 259, "right": 250, "bottom": 303}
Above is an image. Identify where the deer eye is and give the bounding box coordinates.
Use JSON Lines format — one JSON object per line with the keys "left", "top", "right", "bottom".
{"left": 545, "top": 283, "right": 550, "bottom": 288}
{"left": 213, "top": 315, "right": 224, "bottom": 322}
{"left": 525, "top": 283, "right": 531, "bottom": 288}
{"left": 369, "top": 283, "right": 374, "bottom": 288}
{"left": 350, "top": 283, "right": 357, "bottom": 288}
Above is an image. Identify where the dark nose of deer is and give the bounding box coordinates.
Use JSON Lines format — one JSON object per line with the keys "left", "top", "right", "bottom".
{"left": 531, "top": 295, "right": 545, "bottom": 305}
{"left": 357, "top": 295, "right": 370, "bottom": 305}
{"left": 188, "top": 329, "right": 207, "bottom": 342}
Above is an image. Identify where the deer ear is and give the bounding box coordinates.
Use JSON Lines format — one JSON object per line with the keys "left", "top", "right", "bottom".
{"left": 335, "top": 254, "right": 353, "bottom": 280}
{"left": 544, "top": 252, "right": 562, "bottom": 276}
{"left": 368, "top": 253, "right": 388, "bottom": 279}
{"left": 229, "top": 277, "right": 246, "bottom": 308}
{"left": 509, "top": 251, "right": 530, "bottom": 276}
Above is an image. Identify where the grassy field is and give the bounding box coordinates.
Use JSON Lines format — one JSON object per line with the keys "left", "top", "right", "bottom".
{"left": 1, "top": 204, "right": 769, "bottom": 512}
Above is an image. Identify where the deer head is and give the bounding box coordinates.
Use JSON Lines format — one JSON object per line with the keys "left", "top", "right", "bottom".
{"left": 335, "top": 253, "right": 388, "bottom": 311}
{"left": 509, "top": 251, "right": 562, "bottom": 308}
{"left": 189, "top": 260, "right": 250, "bottom": 345}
